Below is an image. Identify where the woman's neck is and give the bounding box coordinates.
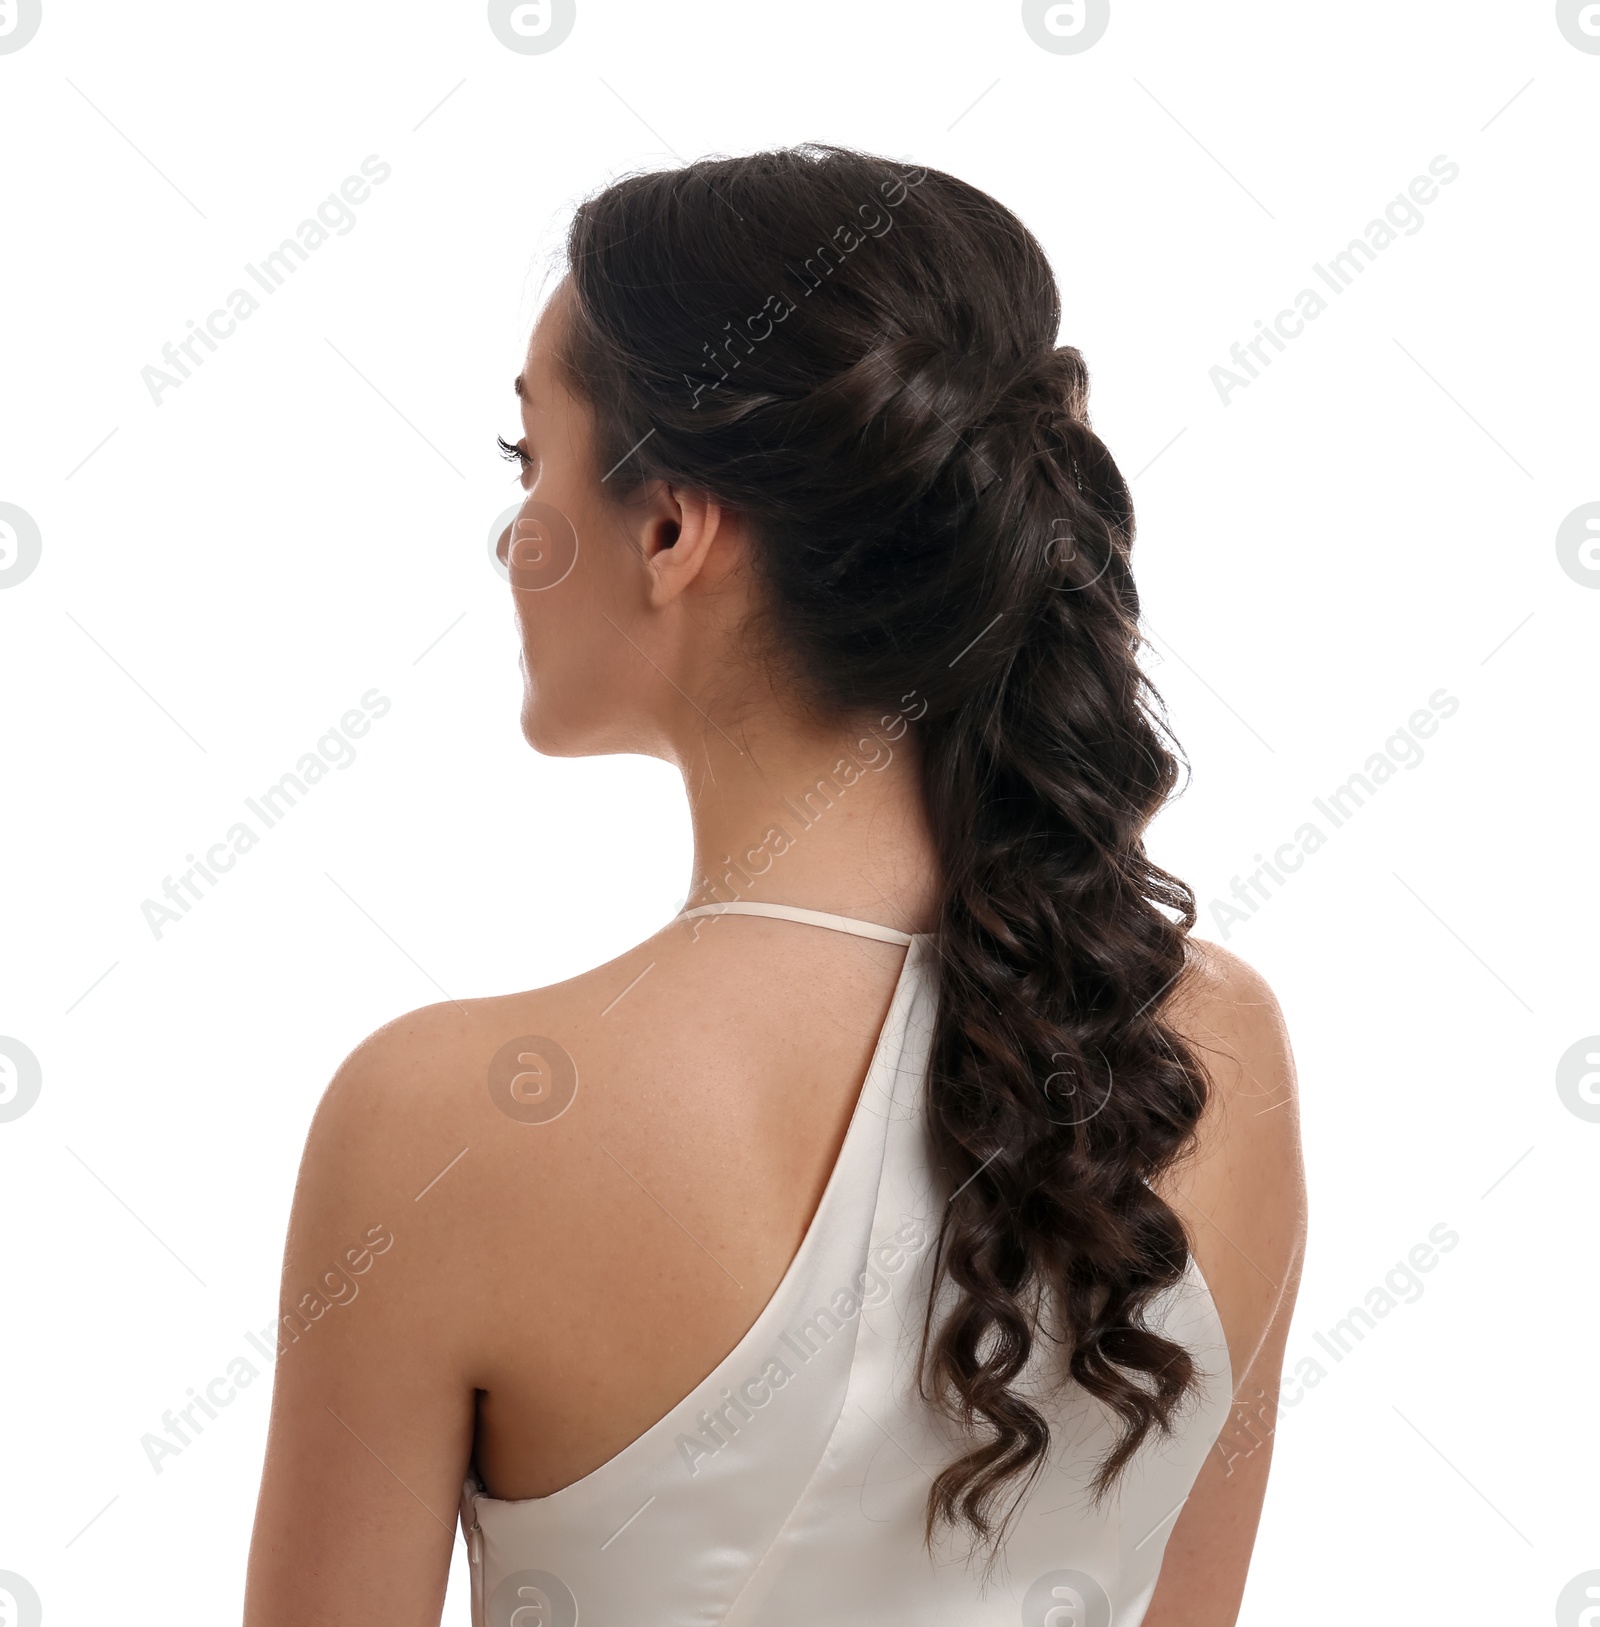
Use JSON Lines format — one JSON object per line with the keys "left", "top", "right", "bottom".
{"left": 676, "top": 703, "right": 941, "bottom": 937}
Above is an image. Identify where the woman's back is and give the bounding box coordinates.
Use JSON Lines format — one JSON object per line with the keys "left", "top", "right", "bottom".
{"left": 459, "top": 905, "right": 922, "bottom": 1504}
{"left": 462, "top": 911, "right": 1250, "bottom": 1627}
{"left": 248, "top": 896, "right": 1298, "bottom": 1625}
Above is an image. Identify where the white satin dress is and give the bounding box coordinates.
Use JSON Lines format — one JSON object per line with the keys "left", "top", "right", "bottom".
{"left": 459, "top": 902, "right": 1232, "bottom": 1626}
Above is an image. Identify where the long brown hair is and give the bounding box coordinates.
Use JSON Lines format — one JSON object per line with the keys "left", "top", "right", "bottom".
{"left": 556, "top": 144, "right": 1210, "bottom": 1559}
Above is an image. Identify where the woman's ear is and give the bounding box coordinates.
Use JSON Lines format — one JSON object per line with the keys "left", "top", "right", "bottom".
{"left": 641, "top": 483, "right": 734, "bottom": 608}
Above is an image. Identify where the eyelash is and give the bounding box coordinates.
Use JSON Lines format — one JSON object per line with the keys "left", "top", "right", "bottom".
{"left": 497, "top": 434, "right": 532, "bottom": 470}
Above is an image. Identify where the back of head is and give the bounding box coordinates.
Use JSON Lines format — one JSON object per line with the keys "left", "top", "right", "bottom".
{"left": 560, "top": 144, "right": 1208, "bottom": 1561}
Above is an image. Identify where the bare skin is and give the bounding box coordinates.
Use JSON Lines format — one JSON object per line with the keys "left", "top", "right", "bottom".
{"left": 243, "top": 282, "right": 1307, "bottom": 1626}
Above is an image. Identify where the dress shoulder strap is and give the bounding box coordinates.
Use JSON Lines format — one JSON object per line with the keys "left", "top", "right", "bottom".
{"left": 677, "top": 900, "right": 916, "bottom": 946}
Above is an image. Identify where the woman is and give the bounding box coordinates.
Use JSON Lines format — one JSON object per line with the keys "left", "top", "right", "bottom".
{"left": 245, "top": 145, "right": 1306, "bottom": 1626}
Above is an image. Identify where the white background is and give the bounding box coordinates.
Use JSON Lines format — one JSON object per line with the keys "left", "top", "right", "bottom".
{"left": 1, "top": 2, "right": 1596, "bottom": 1623}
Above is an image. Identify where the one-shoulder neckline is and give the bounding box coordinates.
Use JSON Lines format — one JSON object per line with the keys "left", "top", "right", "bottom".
{"left": 470, "top": 934, "right": 928, "bottom": 1512}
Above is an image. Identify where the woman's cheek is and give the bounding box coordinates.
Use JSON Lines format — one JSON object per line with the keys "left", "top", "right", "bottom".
{"left": 506, "top": 500, "right": 580, "bottom": 592}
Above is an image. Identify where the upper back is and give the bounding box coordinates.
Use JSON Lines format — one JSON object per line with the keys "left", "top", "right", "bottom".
{"left": 448, "top": 911, "right": 920, "bottom": 1499}
{"left": 251, "top": 916, "right": 1303, "bottom": 1626}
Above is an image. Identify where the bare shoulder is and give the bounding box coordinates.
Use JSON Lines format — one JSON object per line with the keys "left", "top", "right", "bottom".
{"left": 294, "top": 997, "right": 507, "bottom": 1216}
{"left": 1167, "top": 938, "right": 1294, "bottom": 1098}
{"left": 1163, "top": 937, "right": 1301, "bottom": 1166}
{"left": 289, "top": 957, "right": 621, "bottom": 1228}
{"left": 248, "top": 958, "right": 636, "bottom": 1623}
{"left": 1153, "top": 937, "right": 1308, "bottom": 1389}
{"left": 283, "top": 922, "right": 703, "bottom": 1281}
{"left": 1137, "top": 950, "right": 1310, "bottom": 1624}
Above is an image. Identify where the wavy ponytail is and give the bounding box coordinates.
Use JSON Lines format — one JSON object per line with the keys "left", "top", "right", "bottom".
{"left": 558, "top": 144, "right": 1212, "bottom": 1560}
